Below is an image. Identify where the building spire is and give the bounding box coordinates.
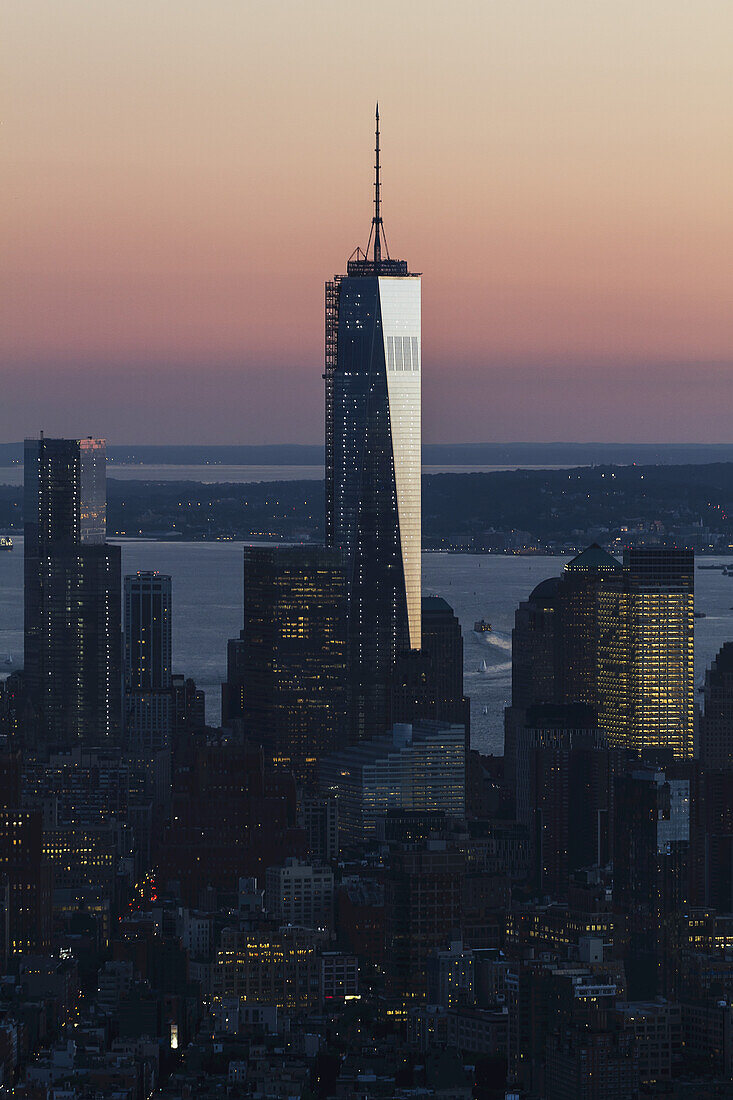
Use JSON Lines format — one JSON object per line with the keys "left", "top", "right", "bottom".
{"left": 373, "top": 103, "right": 382, "bottom": 269}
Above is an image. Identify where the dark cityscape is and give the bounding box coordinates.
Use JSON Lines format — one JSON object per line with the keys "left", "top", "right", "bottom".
{"left": 3, "top": 4, "right": 733, "bottom": 1098}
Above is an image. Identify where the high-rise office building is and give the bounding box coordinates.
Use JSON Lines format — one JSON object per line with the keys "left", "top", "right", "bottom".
{"left": 325, "top": 109, "right": 421, "bottom": 739}
{"left": 24, "top": 436, "right": 121, "bottom": 747}
{"left": 510, "top": 703, "right": 610, "bottom": 897}
{"left": 0, "top": 810, "right": 52, "bottom": 955}
{"left": 124, "top": 572, "right": 173, "bottom": 756}
{"left": 614, "top": 767, "right": 690, "bottom": 999}
{"left": 236, "top": 545, "right": 346, "bottom": 785}
{"left": 510, "top": 544, "right": 622, "bottom": 713}
{"left": 558, "top": 544, "right": 624, "bottom": 708}
{"left": 221, "top": 630, "right": 246, "bottom": 726}
{"left": 507, "top": 545, "right": 694, "bottom": 765}
{"left": 505, "top": 544, "right": 621, "bottom": 788}
{"left": 319, "top": 720, "right": 466, "bottom": 844}
{"left": 510, "top": 576, "right": 561, "bottom": 711}
{"left": 390, "top": 596, "right": 470, "bottom": 733}
{"left": 598, "top": 548, "right": 694, "bottom": 759}
{"left": 699, "top": 642, "right": 733, "bottom": 772}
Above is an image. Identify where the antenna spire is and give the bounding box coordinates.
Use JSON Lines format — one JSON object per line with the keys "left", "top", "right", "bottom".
{"left": 373, "top": 103, "right": 382, "bottom": 269}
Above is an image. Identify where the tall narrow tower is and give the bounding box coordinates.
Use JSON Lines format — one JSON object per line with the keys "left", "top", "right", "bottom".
{"left": 325, "top": 109, "right": 421, "bottom": 739}
{"left": 24, "top": 437, "right": 121, "bottom": 747}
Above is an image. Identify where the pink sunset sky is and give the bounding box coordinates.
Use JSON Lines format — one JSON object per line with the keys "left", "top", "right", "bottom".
{"left": 3, "top": 0, "right": 733, "bottom": 444}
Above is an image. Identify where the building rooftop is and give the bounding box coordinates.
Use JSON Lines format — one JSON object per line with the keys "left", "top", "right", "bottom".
{"left": 564, "top": 543, "right": 622, "bottom": 574}
{"left": 528, "top": 576, "right": 561, "bottom": 604}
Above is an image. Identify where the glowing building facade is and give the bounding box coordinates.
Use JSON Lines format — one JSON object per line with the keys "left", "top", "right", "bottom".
{"left": 325, "top": 110, "right": 421, "bottom": 738}
{"left": 598, "top": 548, "right": 694, "bottom": 759}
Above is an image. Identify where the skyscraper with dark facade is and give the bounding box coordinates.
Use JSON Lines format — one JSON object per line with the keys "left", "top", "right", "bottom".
{"left": 390, "top": 596, "right": 469, "bottom": 733}
{"left": 24, "top": 437, "right": 121, "bottom": 747}
{"left": 237, "top": 545, "right": 346, "bottom": 785}
{"left": 325, "top": 110, "right": 421, "bottom": 739}
{"left": 509, "top": 544, "right": 622, "bottom": 713}
{"left": 614, "top": 767, "right": 690, "bottom": 999}
{"left": 124, "top": 572, "right": 172, "bottom": 756}
{"left": 698, "top": 642, "right": 733, "bottom": 772}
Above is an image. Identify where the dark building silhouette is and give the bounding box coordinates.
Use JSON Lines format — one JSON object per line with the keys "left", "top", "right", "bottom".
{"left": 699, "top": 642, "right": 733, "bottom": 771}
{"left": 234, "top": 545, "right": 346, "bottom": 786}
{"left": 158, "top": 733, "right": 305, "bottom": 906}
{"left": 171, "top": 674, "right": 205, "bottom": 737}
{"left": 613, "top": 767, "right": 690, "bottom": 999}
{"left": 510, "top": 576, "right": 559, "bottom": 711}
{"left": 507, "top": 545, "right": 695, "bottom": 772}
{"left": 509, "top": 544, "right": 622, "bottom": 713}
{"left": 325, "top": 112, "right": 421, "bottom": 740}
{"left": 390, "top": 596, "right": 470, "bottom": 733}
{"left": 557, "top": 544, "right": 623, "bottom": 707}
{"left": 698, "top": 768, "right": 733, "bottom": 912}
{"left": 0, "top": 810, "right": 52, "bottom": 956}
{"left": 385, "top": 844, "right": 464, "bottom": 1000}
{"left": 24, "top": 436, "right": 121, "bottom": 747}
{"left": 124, "top": 572, "right": 173, "bottom": 756}
{"left": 0, "top": 748, "right": 21, "bottom": 810}
{"left": 510, "top": 703, "right": 611, "bottom": 897}
{"left": 221, "top": 631, "right": 246, "bottom": 726}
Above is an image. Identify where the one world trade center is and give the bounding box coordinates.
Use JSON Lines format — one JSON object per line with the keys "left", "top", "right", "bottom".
{"left": 325, "top": 108, "right": 421, "bottom": 739}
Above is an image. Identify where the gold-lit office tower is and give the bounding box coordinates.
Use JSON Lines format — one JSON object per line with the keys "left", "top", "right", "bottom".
{"left": 598, "top": 548, "right": 695, "bottom": 759}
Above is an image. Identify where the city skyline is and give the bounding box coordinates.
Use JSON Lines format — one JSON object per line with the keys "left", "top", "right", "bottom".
{"left": 4, "top": 1, "right": 733, "bottom": 445}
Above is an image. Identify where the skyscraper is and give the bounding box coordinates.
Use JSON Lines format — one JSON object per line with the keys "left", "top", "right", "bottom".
{"left": 507, "top": 544, "right": 694, "bottom": 764}
{"left": 613, "top": 766, "right": 690, "bottom": 999}
{"left": 24, "top": 436, "right": 121, "bottom": 747}
{"left": 698, "top": 642, "right": 733, "bottom": 772}
{"left": 124, "top": 572, "right": 173, "bottom": 756}
{"left": 325, "top": 108, "right": 421, "bottom": 739}
{"left": 390, "top": 596, "right": 470, "bottom": 733}
{"left": 236, "top": 545, "right": 346, "bottom": 785}
{"left": 598, "top": 548, "right": 695, "bottom": 759}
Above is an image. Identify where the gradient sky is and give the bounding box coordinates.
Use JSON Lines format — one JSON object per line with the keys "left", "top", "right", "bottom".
{"left": 3, "top": 1, "right": 733, "bottom": 445}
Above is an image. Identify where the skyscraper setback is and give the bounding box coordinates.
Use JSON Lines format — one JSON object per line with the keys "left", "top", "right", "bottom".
{"left": 325, "top": 108, "right": 421, "bottom": 738}
{"left": 24, "top": 437, "right": 121, "bottom": 747}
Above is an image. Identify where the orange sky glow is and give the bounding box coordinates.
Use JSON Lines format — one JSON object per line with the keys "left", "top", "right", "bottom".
{"left": 2, "top": 1, "right": 733, "bottom": 443}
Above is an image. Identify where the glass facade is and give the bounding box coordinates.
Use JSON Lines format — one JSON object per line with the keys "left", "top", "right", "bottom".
{"left": 24, "top": 437, "right": 121, "bottom": 747}
{"left": 239, "top": 545, "right": 346, "bottom": 785}
{"left": 326, "top": 269, "right": 422, "bottom": 739}
{"left": 598, "top": 548, "right": 695, "bottom": 759}
{"left": 507, "top": 545, "right": 694, "bottom": 761}
{"left": 319, "top": 720, "right": 465, "bottom": 843}
{"left": 124, "top": 572, "right": 173, "bottom": 755}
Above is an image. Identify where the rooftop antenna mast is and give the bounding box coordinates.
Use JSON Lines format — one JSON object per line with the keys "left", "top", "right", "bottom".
{"left": 359, "top": 105, "right": 393, "bottom": 270}
{"left": 373, "top": 103, "right": 382, "bottom": 269}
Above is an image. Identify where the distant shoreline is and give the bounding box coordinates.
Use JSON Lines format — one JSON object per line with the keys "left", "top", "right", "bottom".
{"left": 2, "top": 441, "right": 733, "bottom": 468}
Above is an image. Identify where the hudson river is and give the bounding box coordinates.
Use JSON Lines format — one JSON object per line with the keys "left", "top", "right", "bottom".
{"left": 2, "top": 540, "right": 732, "bottom": 754}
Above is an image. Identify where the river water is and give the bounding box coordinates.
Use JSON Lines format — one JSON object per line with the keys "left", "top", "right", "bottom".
{"left": 1, "top": 540, "right": 732, "bottom": 754}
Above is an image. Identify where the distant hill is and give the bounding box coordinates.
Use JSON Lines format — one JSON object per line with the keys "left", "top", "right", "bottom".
{"left": 1, "top": 461, "right": 732, "bottom": 549}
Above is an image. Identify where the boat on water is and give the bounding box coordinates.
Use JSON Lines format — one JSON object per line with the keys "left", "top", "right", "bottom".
{"left": 0, "top": 537, "right": 12, "bottom": 551}
{"left": 474, "top": 619, "right": 492, "bottom": 633}
{"left": 694, "top": 612, "right": 706, "bottom": 619}
{"left": 478, "top": 659, "right": 489, "bottom": 673}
